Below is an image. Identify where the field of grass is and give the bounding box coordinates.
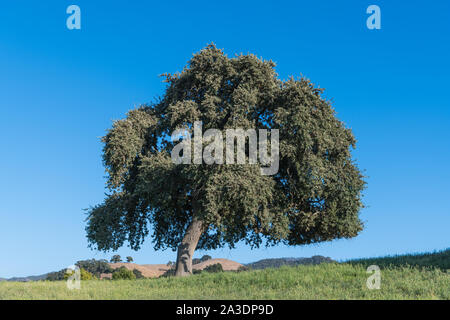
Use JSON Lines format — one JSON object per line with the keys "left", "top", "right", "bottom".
{"left": 1, "top": 259, "right": 448, "bottom": 300}
{"left": 346, "top": 248, "right": 450, "bottom": 271}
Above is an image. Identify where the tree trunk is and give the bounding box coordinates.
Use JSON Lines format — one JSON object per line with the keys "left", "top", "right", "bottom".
{"left": 174, "top": 216, "right": 204, "bottom": 276}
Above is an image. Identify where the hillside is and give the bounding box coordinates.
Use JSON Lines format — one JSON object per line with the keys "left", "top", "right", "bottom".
{"left": 2, "top": 249, "right": 448, "bottom": 282}
{"left": 1, "top": 262, "right": 448, "bottom": 299}
{"left": 246, "top": 255, "right": 335, "bottom": 270}
{"left": 109, "top": 258, "right": 243, "bottom": 278}
{"left": 109, "top": 262, "right": 168, "bottom": 278}
{"left": 347, "top": 248, "right": 450, "bottom": 270}
{"left": 0, "top": 273, "right": 48, "bottom": 282}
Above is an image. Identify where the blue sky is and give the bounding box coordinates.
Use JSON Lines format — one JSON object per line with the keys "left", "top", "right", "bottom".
{"left": 0, "top": 1, "right": 449, "bottom": 278}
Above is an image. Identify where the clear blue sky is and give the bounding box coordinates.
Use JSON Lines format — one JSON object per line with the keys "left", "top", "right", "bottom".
{"left": 0, "top": 1, "right": 449, "bottom": 278}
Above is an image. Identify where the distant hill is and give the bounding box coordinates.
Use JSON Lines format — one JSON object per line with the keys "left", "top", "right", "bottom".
{"left": 3, "top": 274, "right": 48, "bottom": 282}
{"left": 246, "top": 255, "right": 335, "bottom": 270}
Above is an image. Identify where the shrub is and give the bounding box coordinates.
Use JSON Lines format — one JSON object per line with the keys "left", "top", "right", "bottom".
{"left": 63, "top": 268, "right": 95, "bottom": 280}
{"left": 160, "top": 268, "right": 176, "bottom": 277}
{"left": 162, "top": 268, "right": 203, "bottom": 276}
{"left": 46, "top": 270, "right": 66, "bottom": 281}
{"left": 112, "top": 267, "right": 136, "bottom": 280}
{"left": 46, "top": 259, "right": 112, "bottom": 281}
{"left": 132, "top": 269, "right": 144, "bottom": 279}
{"left": 200, "top": 255, "right": 212, "bottom": 262}
{"left": 161, "top": 263, "right": 223, "bottom": 276}
{"left": 237, "top": 265, "right": 250, "bottom": 272}
{"left": 192, "top": 255, "right": 212, "bottom": 265}
{"left": 75, "top": 259, "right": 112, "bottom": 277}
{"left": 203, "top": 263, "right": 223, "bottom": 273}
{"left": 110, "top": 255, "right": 122, "bottom": 263}
{"left": 166, "top": 261, "right": 174, "bottom": 267}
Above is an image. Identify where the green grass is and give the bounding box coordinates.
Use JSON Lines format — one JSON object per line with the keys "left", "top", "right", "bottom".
{"left": 1, "top": 262, "right": 448, "bottom": 300}
{"left": 346, "top": 248, "right": 450, "bottom": 271}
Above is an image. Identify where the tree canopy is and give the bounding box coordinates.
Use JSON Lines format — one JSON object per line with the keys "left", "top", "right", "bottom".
{"left": 110, "top": 255, "right": 122, "bottom": 263}
{"left": 86, "top": 44, "right": 365, "bottom": 275}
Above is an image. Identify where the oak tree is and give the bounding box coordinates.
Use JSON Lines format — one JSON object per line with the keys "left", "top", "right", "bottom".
{"left": 86, "top": 44, "right": 365, "bottom": 276}
{"left": 110, "top": 255, "right": 122, "bottom": 263}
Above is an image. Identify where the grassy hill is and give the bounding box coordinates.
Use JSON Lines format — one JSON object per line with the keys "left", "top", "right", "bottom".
{"left": 246, "top": 255, "right": 335, "bottom": 270}
{"left": 346, "top": 248, "right": 450, "bottom": 271}
{"left": 1, "top": 249, "right": 448, "bottom": 299}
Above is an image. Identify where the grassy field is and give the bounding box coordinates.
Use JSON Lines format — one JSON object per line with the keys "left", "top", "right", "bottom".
{"left": 347, "top": 248, "right": 450, "bottom": 271}
{"left": 1, "top": 249, "right": 449, "bottom": 300}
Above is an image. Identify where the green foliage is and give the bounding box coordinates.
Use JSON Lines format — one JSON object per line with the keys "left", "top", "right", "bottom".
{"left": 86, "top": 44, "right": 365, "bottom": 253}
{"left": 45, "top": 269, "right": 66, "bottom": 281}
{"left": 132, "top": 269, "right": 144, "bottom": 279}
{"left": 237, "top": 265, "right": 250, "bottom": 272}
{"left": 160, "top": 268, "right": 176, "bottom": 278}
{"left": 200, "top": 255, "right": 212, "bottom": 262}
{"left": 64, "top": 268, "right": 95, "bottom": 281}
{"left": 191, "top": 255, "right": 212, "bottom": 266}
{"left": 112, "top": 267, "right": 136, "bottom": 280}
{"left": 75, "top": 259, "right": 112, "bottom": 277}
{"left": 347, "top": 248, "right": 450, "bottom": 271}
{"left": 166, "top": 261, "right": 174, "bottom": 267}
{"left": 110, "top": 255, "right": 122, "bottom": 263}
{"left": 81, "top": 269, "right": 95, "bottom": 280}
{"left": 46, "top": 259, "right": 112, "bottom": 281}
{"left": 203, "top": 263, "right": 223, "bottom": 273}
{"left": 126, "top": 256, "right": 134, "bottom": 263}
